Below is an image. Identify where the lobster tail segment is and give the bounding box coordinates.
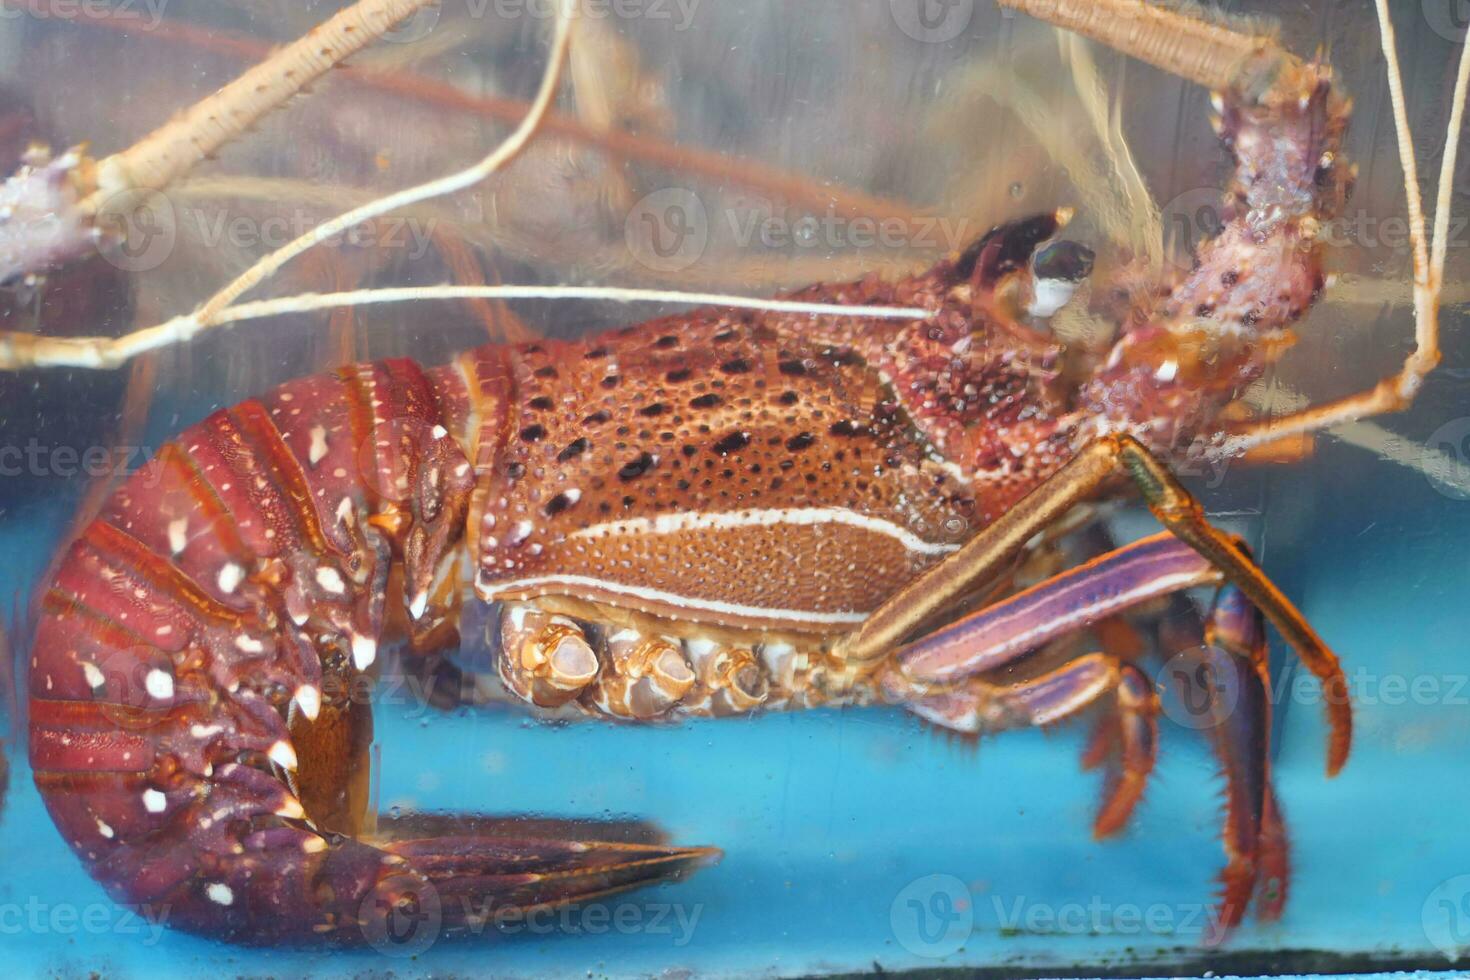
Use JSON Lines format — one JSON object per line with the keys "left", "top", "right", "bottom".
{"left": 28, "top": 354, "right": 716, "bottom": 945}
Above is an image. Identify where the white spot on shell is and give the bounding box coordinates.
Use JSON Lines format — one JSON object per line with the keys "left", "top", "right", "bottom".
{"left": 145, "top": 669, "right": 174, "bottom": 700}
{"left": 142, "top": 789, "right": 167, "bottom": 813}
{"left": 217, "top": 562, "right": 244, "bottom": 594}
{"left": 351, "top": 632, "right": 377, "bottom": 671}
{"left": 408, "top": 591, "right": 428, "bottom": 620}
{"left": 205, "top": 883, "right": 234, "bottom": 906}
{"left": 81, "top": 662, "right": 105, "bottom": 691}
{"left": 293, "top": 684, "right": 322, "bottom": 722}
{"left": 167, "top": 518, "right": 188, "bottom": 555}
{"left": 95, "top": 818, "right": 114, "bottom": 839}
{"left": 268, "top": 740, "right": 299, "bottom": 771}
{"left": 308, "top": 425, "right": 329, "bottom": 465}
{"left": 315, "top": 567, "right": 346, "bottom": 594}
{"left": 235, "top": 634, "right": 265, "bottom": 654}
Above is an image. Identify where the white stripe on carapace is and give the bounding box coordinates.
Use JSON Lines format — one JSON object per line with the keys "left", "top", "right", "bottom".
{"left": 476, "top": 573, "right": 869, "bottom": 625}
{"left": 567, "top": 507, "right": 961, "bottom": 557}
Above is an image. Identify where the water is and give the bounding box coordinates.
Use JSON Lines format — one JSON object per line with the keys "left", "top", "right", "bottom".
{"left": 2, "top": 1, "right": 1469, "bottom": 977}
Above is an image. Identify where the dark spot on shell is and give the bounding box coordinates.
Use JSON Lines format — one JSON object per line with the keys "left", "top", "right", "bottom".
{"left": 639, "top": 402, "right": 668, "bottom": 417}
{"left": 618, "top": 452, "right": 656, "bottom": 481}
{"left": 557, "top": 438, "right": 589, "bottom": 462}
{"left": 690, "top": 393, "right": 722, "bottom": 409}
{"left": 778, "top": 359, "right": 807, "bottom": 376}
{"left": 655, "top": 335, "right": 679, "bottom": 348}
{"left": 778, "top": 391, "right": 799, "bottom": 406}
{"left": 829, "top": 420, "right": 870, "bottom": 438}
{"left": 666, "top": 368, "right": 692, "bottom": 383}
{"left": 506, "top": 462, "right": 526, "bottom": 479}
{"left": 713, "top": 330, "right": 736, "bottom": 342}
{"left": 785, "top": 432, "right": 815, "bottom": 451}
{"left": 529, "top": 395, "right": 554, "bottom": 410}
{"left": 712, "top": 431, "right": 750, "bottom": 455}
{"left": 1195, "top": 303, "right": 1215, "bottom": 317}
{"left": 520, "top": 424, "right": 546, "bottom": 442}
{"left": 534, "top": 366, "right": 558, "bottom": 379}
{"left": 601, "top": 375, "right": 621, "bottom": 389}
{"left": 681, "top": 445, "right": 699, "bottom": 457}
{"left": 544, "top": 492, "right": 575, "bottom": 516}
{"left": 584, "top": 346, "right": 609, "bottom": 359}
{"left": 583, "top": 410, "right": 611, "bottom": 425}
{"left": 1220, "top": 270, "right": 1239, "bottom": 287}
{"left": 720, "top": 358, "right": 751, "bottom": 374}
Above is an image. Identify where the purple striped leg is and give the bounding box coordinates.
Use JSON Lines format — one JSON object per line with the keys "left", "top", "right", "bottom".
{"left": 876, "top": 530, "right": 1291, "bottom": 943}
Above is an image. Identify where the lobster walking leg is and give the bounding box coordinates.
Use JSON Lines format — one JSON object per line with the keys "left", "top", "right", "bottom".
{"left": 1194, "top": 584, "right": 1289, "bottom": 943}
{"left": 837, "top": 434, "right": 1350, "bottom": 775}
{"left": 27, "top": 356, "right": 714, "bottom": 945}
{"left": 878, "top": 532, "right": 1290, "bottom": 941}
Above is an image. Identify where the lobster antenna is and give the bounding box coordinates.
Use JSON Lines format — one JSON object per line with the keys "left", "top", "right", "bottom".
{"left": 997, "top": 0, "right": 1301, "bottom": 103}
{"left": 78, "top": 0, "right": 441, "bottom": 218}
{"left": 0, "top": 0, "right": 575, "bottom": 369}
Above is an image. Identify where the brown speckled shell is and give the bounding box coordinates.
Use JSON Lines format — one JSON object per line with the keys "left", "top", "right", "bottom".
{"left": 455, "top": 312, "right": 981, "bottom": 633}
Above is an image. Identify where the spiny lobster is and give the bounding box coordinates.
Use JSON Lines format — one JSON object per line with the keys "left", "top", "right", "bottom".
{"left": 23, "top": 0, "right": 1437, "bottom": 951}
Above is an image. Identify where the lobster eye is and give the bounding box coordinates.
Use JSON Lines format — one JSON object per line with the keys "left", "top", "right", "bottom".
{"left": 1026, "top": 240, "right": 1095, "bottom": 319}
{"left": 1032, "top": 240, "right": 1094, "bottom": 282}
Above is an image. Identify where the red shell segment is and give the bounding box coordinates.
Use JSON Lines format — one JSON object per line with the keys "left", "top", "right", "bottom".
{"left": 458, "top": 313, "right": 982, "bottom": 631}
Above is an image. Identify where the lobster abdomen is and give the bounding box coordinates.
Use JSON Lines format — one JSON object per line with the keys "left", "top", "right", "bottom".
{"left": 28, "top": 356, "right": 477, "bottom": 941}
